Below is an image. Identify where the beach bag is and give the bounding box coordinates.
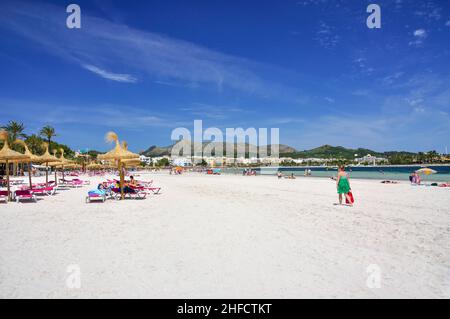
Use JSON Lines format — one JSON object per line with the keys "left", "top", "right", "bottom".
{"left": 346, "top": 192, "right": 355, "bottom": 204}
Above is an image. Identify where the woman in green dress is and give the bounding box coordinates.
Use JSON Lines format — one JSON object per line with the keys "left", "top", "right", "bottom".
{"left": 336, "top": 165, "right": 352, "bottom": 205}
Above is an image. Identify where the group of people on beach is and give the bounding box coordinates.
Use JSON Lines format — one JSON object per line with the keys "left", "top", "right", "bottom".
{"left": 96, "top": 175, "right": 139, "bottom": 195}
{"left": 243, "top": 168, "right": 257, "bottom": 176}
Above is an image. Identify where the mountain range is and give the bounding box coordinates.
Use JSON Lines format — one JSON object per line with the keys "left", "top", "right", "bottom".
{"left": 140, "top": 142, "right": 405, "bottom": 160}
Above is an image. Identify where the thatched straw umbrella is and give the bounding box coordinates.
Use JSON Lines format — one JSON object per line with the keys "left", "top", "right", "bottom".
{"left": 86, "top": 162, "right": 102, "bottom": 170}
{"left": 47, "top": 149, "right": 62, "bottom": 185}
{"left": 55, "top": 148, "right": 74, "bottom": 183}
{"left": 121, "top": 158, "right": 141, "bottom": 168}
{"left": 98, "top": 132, "right": 139, "bottom": 199}
{"left": 36, "top": 142, "right": 60, "bottom": 187}
{"left": 12, "top": 139, "right": 42, "bottom": 189}
{"left": 0, "top": 131, "right": 30, "bottom": 201}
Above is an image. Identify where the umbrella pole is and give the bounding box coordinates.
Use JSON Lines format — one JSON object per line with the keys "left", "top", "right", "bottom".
{"left": 120, "top": 161, "right": 125, "bottom": 200}
{"left": 6, "top": 160, "right": 10, "bottom": 201}
{"left": 28, "top": 162, "right": 32, "bottom": 189}
{"left": 55, "top": 168, "right": 57, "bottom": 186}
{"left": 46, "top": 162, "right": 48, "bottom": 187}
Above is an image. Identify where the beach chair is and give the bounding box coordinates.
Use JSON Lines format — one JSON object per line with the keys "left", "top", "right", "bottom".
{"left": 0, "top": 191, "right": 9, "bottom": 203}
{"left": 144, "top": 186, "right": 161, "bottom": 195}
{"left": 67, "top": 179, "right": 84, "bottom": 188}
{"left": 73, "top": 179, "right": 90, "bottom": 186}
{"left": 15, "top": 190, "right": 37, "bottom": 203}
{"left": 137, "top": 180, "right": 153, "bottom": 187}
{"left": 86, "top": 192, "right": 106, "bottom": 203}
{"left": 128, "top": 189, "right": 147, "bottom": 199}
{"left": 10, "top": 179, "right": 25, "bottom": 186}
{"left": 31, "top": 186, "right": 57, "bottom": 196}
{"left": 111, "top": 187, "right": 147, "bottom": 200}
{"left": 110, "top": 188, "right": 122, "bottom": 200}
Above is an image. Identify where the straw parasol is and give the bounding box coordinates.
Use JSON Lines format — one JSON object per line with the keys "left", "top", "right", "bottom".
{"left": 86, "top": 162, "right": 102, "bottom": 170}
{"left": 0, "top": 131, "right": 30, "bottom": 201}
{"left": 13, "top": 139, "right": 41, "bottom": 189}
{"left": 36, "top": 142, "right": 60, "bottom": 186}
{"left": 121, "top": 158, "right": 141, "bottom": 168}
{"left": 98, "top": 132, "right": 139, "bottom": 199}
{"left": 56, "top": 148, "right": 74, "bottom": 182}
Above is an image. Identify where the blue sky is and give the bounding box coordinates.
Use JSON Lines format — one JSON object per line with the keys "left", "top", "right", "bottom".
{"left": 0, "top": 0, "right": 449, "bottom": 153}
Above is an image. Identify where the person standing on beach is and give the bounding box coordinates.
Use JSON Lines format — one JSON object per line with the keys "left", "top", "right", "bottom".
{"left": 336, "top": 165, "right": 352, "bottom": 205}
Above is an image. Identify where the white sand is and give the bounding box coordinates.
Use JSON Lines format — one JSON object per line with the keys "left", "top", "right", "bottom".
{"left": 0, "top": 172, "right": 449, "bottom": 298}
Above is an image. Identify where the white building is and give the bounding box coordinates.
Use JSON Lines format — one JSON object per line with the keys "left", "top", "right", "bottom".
{"left": 355, "top": 154, "right": 386, "bottom": 165}
{"left": 172, "top": 157, "right": 193, "bottom": 167}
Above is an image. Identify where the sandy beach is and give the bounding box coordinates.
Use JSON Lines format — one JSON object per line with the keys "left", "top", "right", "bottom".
{"left": 0, "top": 172, "right": 449, "bottom": 298}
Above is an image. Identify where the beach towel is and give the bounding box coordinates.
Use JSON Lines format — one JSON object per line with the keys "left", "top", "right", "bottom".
{"left": 345, "top": 192, "right": 355, "bottom": 205}
{"left": 88, "top": 189, "right": 106, "bottom": 196}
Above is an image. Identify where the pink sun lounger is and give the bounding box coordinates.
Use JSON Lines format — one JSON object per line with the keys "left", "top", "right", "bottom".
{"left": 86, "top": 193, "right": 106, "bottom": 203}
{"left": 30, "top": 186, "right": 57, "bottom": 196}
{"left": 14, "top": 190, "right": 37, "bottom": 203}
{"left": 0, "top": 190, "right": 9, "bottom": 203}
{"left": 111, "top": 187, "right": 147, "bottom": 200}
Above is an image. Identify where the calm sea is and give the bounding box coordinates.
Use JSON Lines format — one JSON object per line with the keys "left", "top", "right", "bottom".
{"left": 223, "top": 165, "right": 450, "bottom": 182}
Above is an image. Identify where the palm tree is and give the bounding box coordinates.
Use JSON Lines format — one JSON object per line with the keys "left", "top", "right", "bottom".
{"left": 25, "top": 134, "right": 45, "bottom": 155}
{"left": 2, "top": 121, "right": 26, "bottom": 175}
{"left": 3, "top": 121, "right": 26, "bottom": 147}
{"left": 39, "top": 125, "right": 57, "bottom": 148}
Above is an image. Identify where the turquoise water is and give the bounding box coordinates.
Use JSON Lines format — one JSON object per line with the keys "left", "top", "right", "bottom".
{"left": 223, "top": 165, "right": 450, "bottom": 182}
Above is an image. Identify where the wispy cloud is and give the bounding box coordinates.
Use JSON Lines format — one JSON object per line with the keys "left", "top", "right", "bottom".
{"left": 381, "top": 72, "right": 404, "bottom": 86}
{"left": 0, "top": 1, "right": 304, "bottom": 101}
{"left": 83, "top": 64, "right": 137, "bottom": 83}
{"left": 0, "top": 98, "right": 188, "bottom": 129}
{"left": 409, "top": 28, "right": 428, "bottom": 47}
{"left": 315, "top": 21, "right": 340, "bottom": 49}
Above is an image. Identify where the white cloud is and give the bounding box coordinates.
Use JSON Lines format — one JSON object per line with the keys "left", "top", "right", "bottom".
{"left": 413, "top": 29, "right": 427, "bottom": 38}
{"left": 409, "top": 29, "right": 427, "bottom": 47}
{"left": 0, "top": 1, "right": 304, "bottom": 102}
{"left": 446, "top": 20, "right": 450, "bottom": 27}
{"left": 82, "top": 64, "right": 137, "bottom": 83}
{"left": 382, "top": 72, "right": 404, "bottom": 86}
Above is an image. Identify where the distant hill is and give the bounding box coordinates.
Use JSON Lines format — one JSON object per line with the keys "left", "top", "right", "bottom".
{"left": 284, "top": 145, "right": 385, "bottom": 160}
{"left": 141, "top": 141, "right": 296, "bottom": 157}
{"left": 141, "top": 142, "right": 420, "bottom": 160}
{"left": 141, "top": 145, "right": 172, "bottom": 157}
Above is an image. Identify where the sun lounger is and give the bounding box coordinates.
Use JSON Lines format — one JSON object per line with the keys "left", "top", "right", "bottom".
{"left": 86, "top": 191, "right": 106, "bottom": 203}
{"left": 0, "top": 191, "right": 9, "bottom": 203}
{"left": 111, "top": 187, "right": 147, "bottom": 200}
{"left": 15, "top": 190, "right": 37, "bottom": 203}
{"left": 30, "top": 186, "right": 56, "bottom": 196}
{"left": 10, "top": 179, "right": 25, "bottom": 186}
{"left": 66, "top": 179, "right": 84, "bottom": 188}
{"left": 143, "top": 186, "right": 161, "bottom": 194}
{"left": 137, "top": 180, "right": 153, "bottom": 187}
